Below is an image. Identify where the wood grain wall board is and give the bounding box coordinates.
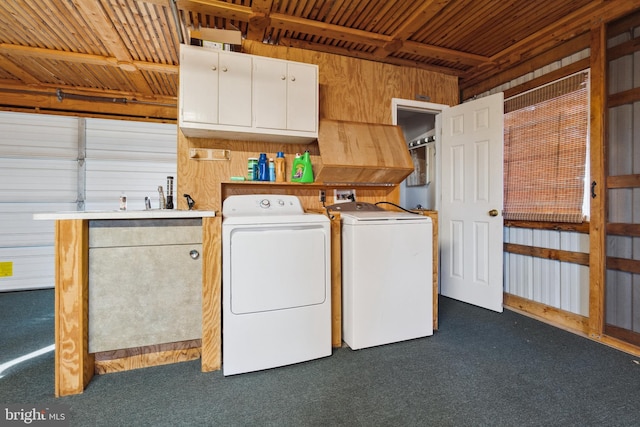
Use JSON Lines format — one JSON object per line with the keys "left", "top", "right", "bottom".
{"left": 93, "top": 340, "right": 202, "bottom": 374}
{"left": 201, "top": 216, "right": 221, "bottom": 371}
{"left": 54, "top": 219, "right": 94, "bottom": 397}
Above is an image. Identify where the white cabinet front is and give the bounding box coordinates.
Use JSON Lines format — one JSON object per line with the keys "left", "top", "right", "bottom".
{"left": 253, "top": 57, "right": 317, "bottom": 133}
{"left": 179, "top": 44, "right": 318, "bottom": 143}
{"left": 180, "top": 45, "right": 252, "bottom": 128}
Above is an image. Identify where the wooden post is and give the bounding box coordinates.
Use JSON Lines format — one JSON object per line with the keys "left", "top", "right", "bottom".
{"left": 588, "top": 22, "right": 606, "bottom": 339}
{"left": 54, "top": 219, "right": 93, "bottom": 397}
{"left": 201, "top": 216, "right": 222, "bottom": 371}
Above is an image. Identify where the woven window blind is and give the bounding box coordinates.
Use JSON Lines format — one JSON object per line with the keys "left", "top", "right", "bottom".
{"left": 503, "top": 72, "right": 589, "bottom": 223}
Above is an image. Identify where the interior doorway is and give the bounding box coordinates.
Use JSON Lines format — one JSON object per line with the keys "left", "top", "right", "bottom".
{"left": 391, "top": 98, "right": 448, "bottom": 211}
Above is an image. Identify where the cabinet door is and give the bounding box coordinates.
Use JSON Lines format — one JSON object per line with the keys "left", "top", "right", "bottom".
{"left": 287, "top": 62, "right": 318, "bottom": 132}
{"left": 180, "top": 45, "right": 219, "bottom": 125}
{"left": 253, "top": 57, "right": 288, "bottom": 130}
{"left": 218, "top": 52, "right": 252, "bottom": 127}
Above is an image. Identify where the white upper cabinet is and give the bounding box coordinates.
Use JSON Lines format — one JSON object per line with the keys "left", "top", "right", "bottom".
{"left": 179, "top": 44, "right": 318, "bottom": 143}
{"left": 253, "top": 57, "right": 318, "bottom": 133}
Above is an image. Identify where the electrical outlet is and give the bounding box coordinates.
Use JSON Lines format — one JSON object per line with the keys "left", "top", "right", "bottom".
{"left": 334, "top": 189, "right": 356, "bottom": 203}
{"left": 319, "top": 190, "right": 326, "bottom": 202}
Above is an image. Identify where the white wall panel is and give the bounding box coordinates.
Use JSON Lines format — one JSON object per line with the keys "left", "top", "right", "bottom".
{"left": 0, "top": 112, "right": 78, "bottom": 292}
{"left": 504, "top": 227, "right": 589, "bottom": 316}
{"left": 0, "top": 112, "right": 177, "bottom": 292}
{"left": 84, "top": 119, "right": 177, "bottom": 211}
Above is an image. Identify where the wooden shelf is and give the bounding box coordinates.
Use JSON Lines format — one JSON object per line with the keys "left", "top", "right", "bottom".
{"left": 221, "top": 181, "right": 395, "bottom": 189}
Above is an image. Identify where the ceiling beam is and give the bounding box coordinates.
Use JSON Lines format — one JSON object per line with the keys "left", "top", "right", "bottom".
{"left": 372, "top": 0, "right": 453, "bottom": 60}
{"left": 247, "top": 0, "right": 274, "bottom": 41}
{"left": 0, "top": 44, "right": 178, "bottom": 74}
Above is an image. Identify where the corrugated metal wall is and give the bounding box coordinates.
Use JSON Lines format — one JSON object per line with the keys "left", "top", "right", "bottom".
{"left": 504, "top": 228, "right": 590, "bottom": 315}
{"left": 0, "top": 112, "right": 176, "bottom": 292}
{"left": 85, "top": 118, "right": 177, "bottom": 211}
{"left": 606, "top": 29, "right": 640, "bottom": 332}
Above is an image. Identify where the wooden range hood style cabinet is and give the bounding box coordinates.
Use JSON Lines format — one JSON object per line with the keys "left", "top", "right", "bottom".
{"left": 315, "top": 119, "right": 414, "bottom": 185}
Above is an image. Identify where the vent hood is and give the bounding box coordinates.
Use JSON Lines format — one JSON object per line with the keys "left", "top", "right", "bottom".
{"left": 315, "top": 119, "right": 414, "bottom": 185}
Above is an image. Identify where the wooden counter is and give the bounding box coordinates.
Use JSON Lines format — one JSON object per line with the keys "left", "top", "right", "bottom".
{"left": 34, "top": 210, "right": 219, "bottom": 397}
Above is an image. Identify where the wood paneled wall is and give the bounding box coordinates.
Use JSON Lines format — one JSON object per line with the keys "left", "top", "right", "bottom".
{"left": 177, "top": 41, "right": 458, "bottom": 212}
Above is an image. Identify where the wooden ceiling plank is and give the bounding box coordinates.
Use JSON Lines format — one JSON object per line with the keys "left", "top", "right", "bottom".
{"left": 402, "top": 0, "right": 453, "bottom": 32}
{"left": 143, "top": 1, "right": 178, "bottom": 64}
{"left": 75, "top": 0, "right": 158, "bottom": 95}
{"left": 460, "top": 33, "right": 591, "bottom": 99}
{"left": 279, "top": 36, "right": 464, "bottom": 76}
{"left": 72, "top": 0, "right": 135, "bottom": 63}
{"left": 108, "top": 0, "right": 154, "bottom": 63}
{"left": 0, "top": 54, "right": 41, "bottom": 85}
{"left": 322, "top": 0, "right": 348, "bottom": 23}
{"left": 47, "top": 0, "right": 100, "bottom": 54}
{"left": 459, "top": 2, "right": 604, "bottom": 89}
{"left": 269, "top": 11, "right": 391, "bottom": 46}
{"left": 136, "top": 0, "right": 170, "bottom": 62}
{"left": 5, "top": 0, "right": 62, "bottom": 49}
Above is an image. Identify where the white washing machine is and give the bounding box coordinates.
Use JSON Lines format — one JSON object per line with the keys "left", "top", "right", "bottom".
{"left": 334, "top": 202, "right": 433, "bottom": 350}
{"left": 222, "top": 194, "right": 331, "bottom": 376}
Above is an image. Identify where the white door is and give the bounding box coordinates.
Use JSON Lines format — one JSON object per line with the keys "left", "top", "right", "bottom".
{"left": 440, "top": 93, "right": 504, "bottom": 312}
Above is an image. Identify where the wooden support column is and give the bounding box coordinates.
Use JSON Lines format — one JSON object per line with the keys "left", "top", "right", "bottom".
{"left": 588, "top": 22, "right": 606, "bottom": 339}
{"left": 54, "top": 219, "right": 93, "bottom": 397}
{"left": 201, "top": 216, "right": 222, "bottom": 371}
{"left": 330, "top": 212, "right": 342, "bottom": 347}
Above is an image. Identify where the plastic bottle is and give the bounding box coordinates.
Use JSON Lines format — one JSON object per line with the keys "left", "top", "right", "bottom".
{"left": 258, "top": 153, "right": 268, "bottom": 181}
{"left": 247, "top": 157, "right": 258, "bottom": 181}
{"left": 291, "top": 153, "right": 303, "bottom": 182}
{"left": 119, "top": 192, "right": 127, "bottom": 210}
{"left": 268, "top": 158, "right": 275, "bottom": 182}
{"left": 275, "top": 151, "right": 286, "bottom": 182}
{"left": 299, "top": 150, "right": 314, "bottom": 183}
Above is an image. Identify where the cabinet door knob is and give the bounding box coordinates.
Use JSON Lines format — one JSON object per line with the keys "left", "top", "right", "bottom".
{"left": 280, "top": 75, "right": 286, "bottom": 80}
{"left": 211, "top": 66, "right": 217, "bottom": 71}
{"left": 290, "top": 76, "right": 296, "bottom": 82}
{"left": 222, "top": 66, "right": 228, "bottom": 72}
{"left": 189, "top": 249, "right": 200, "bottom": 260}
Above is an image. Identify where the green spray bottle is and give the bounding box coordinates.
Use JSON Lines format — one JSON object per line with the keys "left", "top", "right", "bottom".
{"left": 291, "top": 150, "right": 314, "bottom": 183}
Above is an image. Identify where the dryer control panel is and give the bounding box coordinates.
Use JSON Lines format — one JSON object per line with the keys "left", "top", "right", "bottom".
{"left": 222, "top": 194, "right": 304, "bottom": 216}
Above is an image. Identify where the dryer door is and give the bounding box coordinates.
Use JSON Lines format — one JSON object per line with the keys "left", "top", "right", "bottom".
{"left": 228, "top": 223, "right": 328, "bottom": 314}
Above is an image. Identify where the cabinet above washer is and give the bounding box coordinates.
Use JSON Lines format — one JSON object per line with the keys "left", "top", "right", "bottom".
{"left": 179, "top": 44, "right": 318, "bottom": 143}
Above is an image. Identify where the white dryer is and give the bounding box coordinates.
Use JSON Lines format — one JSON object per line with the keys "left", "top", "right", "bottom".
{"left": 222, "top": 194, "right": 331, "bottom": 376}
{"left": 333, "top": 202, "right": 433, "bottom": 350}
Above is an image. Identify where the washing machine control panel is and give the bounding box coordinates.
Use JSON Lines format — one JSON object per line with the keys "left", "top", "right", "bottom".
{"left": 223, "top": 194, "right": 305, "bottom": 216}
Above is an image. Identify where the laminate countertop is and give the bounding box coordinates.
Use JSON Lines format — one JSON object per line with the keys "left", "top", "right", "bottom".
{"left": 33, "top": 210, "right": 216, "bottom": 220}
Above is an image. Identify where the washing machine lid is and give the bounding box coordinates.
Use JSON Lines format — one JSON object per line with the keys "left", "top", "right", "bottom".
{"left": 340, "top": 210, "right": 431, "bottom": 224}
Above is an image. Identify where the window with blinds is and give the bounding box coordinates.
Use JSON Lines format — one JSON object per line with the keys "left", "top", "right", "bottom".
{"left": 503, "top": 71, "right": 590, "bottom": 223}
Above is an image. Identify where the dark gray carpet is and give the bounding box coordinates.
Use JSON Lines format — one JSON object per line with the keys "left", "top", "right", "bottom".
{"left": 1, "top": 289, "right": 639, "bottom": 426}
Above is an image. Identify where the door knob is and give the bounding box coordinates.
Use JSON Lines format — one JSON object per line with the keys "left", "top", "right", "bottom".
{"left": 189, "top": 249, "right": 200, "bottom": 260}
{"left": 488, "top": 209, "right": 499, "bottom": 217}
